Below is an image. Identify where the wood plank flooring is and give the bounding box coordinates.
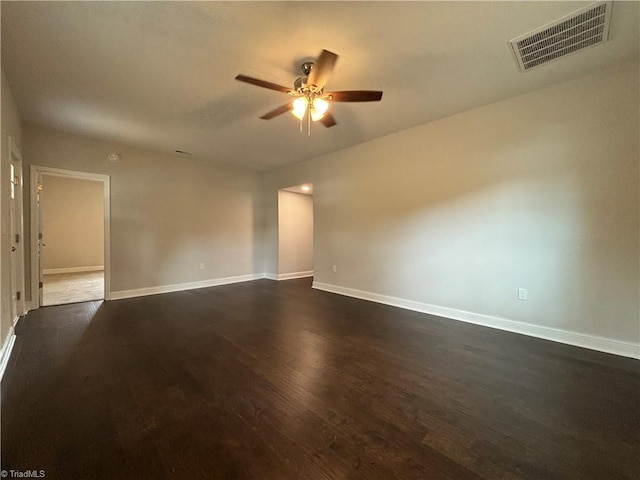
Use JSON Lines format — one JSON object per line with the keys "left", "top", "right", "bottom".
{"left": 2, "top": 278, "right": 638, "bottom": 479}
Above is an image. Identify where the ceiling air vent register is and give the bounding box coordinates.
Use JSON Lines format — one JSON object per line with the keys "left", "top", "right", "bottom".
{"left": 509, "top": 1, "right": 612, "bottom": 72}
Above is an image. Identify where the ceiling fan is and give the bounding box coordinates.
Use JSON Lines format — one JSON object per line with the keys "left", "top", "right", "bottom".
{"left": 235, "top": 49, "right": 383, "bottom": 134}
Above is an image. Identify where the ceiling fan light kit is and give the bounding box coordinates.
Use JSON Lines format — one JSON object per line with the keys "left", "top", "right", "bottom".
{"left": 235, "top": 49, "right": 383, "bottom": 135}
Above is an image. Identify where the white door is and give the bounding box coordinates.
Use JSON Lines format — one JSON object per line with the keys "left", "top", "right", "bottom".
{"left": 8, "top": 141, "right": 25, "bottom": 321}
{"left": 9, "top": 162, "right": 18, "bottom": 323}
{"left": 36, "top": 174, "right": 44, "bottom": 307}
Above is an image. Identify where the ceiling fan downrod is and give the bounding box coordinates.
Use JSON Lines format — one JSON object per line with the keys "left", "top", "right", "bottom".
{"left": 301, "top": 61, "right": 314, "bottom": 76}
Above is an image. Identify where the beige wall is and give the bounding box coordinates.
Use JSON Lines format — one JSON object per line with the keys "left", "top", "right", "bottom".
{"left": 1, "top": 69, "right": 23, "bottom": 348}
{"left": 41, "top": 175, "right": 104, "bottom": 270}
{"left": 23, "top": 126, "right": 263, "bottom": 294}
{"left": 278, "top": 190, "right": 313, "bottom": 274}
{"left": 262, "top": 60, "right": 640, "bottom": 344}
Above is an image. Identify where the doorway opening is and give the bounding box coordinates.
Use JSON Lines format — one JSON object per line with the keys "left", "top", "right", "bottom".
{"left": 30, "top": 166, "right": 111, "bottom": 308}
{"left": 277, "top": 184, "right": 314, "bottom": 281}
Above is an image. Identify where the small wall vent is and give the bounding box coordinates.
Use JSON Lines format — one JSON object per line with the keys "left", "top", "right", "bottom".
{"left": 509, "top": 1, "right": 613, "bottom": 72}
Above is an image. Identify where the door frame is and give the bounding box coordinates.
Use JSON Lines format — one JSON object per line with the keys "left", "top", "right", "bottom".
{"left": 30, "top": 165, "right": 111, "bottom": 308}
{"left": 8, "top": 137, "right": 25, "bottom": 321}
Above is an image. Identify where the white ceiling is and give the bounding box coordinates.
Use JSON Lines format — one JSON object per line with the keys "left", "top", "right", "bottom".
{"left": 2, "top": 1, "right": 638, "bottom": 171}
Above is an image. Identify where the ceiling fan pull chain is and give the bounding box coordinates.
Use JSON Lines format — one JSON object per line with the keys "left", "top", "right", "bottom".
{"left": 307, "top": 104, "right": 311, "bottom": 137}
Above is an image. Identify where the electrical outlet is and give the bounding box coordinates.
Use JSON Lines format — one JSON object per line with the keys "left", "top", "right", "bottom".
{"left": 518, "top": 288, "right": 528, "bottom": 301}
{"left": 199, "top": 263, "right": 205, "bottom": 270}
{"left": 332, "top": 265, "right": 337, "bottom": 273}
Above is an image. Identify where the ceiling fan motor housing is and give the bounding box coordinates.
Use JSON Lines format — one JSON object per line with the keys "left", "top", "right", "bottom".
{"left": 294, "top": 76, "right": 308, "bottom": 92}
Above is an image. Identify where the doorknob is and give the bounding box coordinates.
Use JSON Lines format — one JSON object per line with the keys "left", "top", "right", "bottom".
{"left": 11, "top": 246, "right": 16, "bottom": 252}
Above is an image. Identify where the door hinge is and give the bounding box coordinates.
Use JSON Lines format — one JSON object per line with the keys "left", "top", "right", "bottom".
{"left": 15, "top": 233, "right": 20, "bottom": 243}
{"left": 17, "top": 291, "right": 21, "bottom": 301}
{"left": 38, "top": 233, "right": 43, "bottom": 240}
{"left": 39, "top": 281, "right": 43, "bottom": 289}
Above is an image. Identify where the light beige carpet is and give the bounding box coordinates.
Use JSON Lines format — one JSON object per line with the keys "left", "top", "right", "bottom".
{"left": 42, "top": 271, "right": 104, "bottom": 306}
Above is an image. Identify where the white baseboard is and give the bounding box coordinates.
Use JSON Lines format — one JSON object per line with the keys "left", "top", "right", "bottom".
{"left": 0, "top": 326, "right": 17, "bottom": 382}
{"left": 312, "top": 282, "right": 640, "bottom": 360}
{"left": 265, "top": 271, "right": 314, "bottom": 281}
{"left": 43, "top": 266, "right": 104, "bottom": 275}
{"left": 110, "top": 273, "right": 265, "bottom": 300}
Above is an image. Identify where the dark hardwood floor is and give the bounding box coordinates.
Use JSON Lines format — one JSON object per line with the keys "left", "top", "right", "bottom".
{"left": 1, "top": 278, "right": 638, "bottom": 479}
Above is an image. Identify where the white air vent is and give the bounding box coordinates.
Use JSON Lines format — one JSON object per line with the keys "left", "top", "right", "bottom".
{"left": 509, "top": 1, "right": 613, "bottom": 72}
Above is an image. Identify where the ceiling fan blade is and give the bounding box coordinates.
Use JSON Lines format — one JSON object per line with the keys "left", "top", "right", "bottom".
{"left": 326, "top": 90, "right": 383, "bottom": 102}
{"left": 320, "top": 112, "right": 337, "bottom": 128}
{"left": 235, "top": 74, "right": 292, "bottom": 94}
{"left": 260, "top": 102, "right": 294, "bottom": 120}
{"left": 307, "top": 49, "right": 338, "bottom": 91}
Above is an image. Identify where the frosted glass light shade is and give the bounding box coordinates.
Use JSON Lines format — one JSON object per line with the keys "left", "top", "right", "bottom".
{"left": 310, "top": 110, "right": 325, "bottom": 122}
{"left": 313, "top": 97, "right": 329, "bottom": 114}
{"left": 292, "top": 97, "right": 308, "bottom": 119}
{"left": 310, "top": 97, "right": 329, "bottom": 121}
